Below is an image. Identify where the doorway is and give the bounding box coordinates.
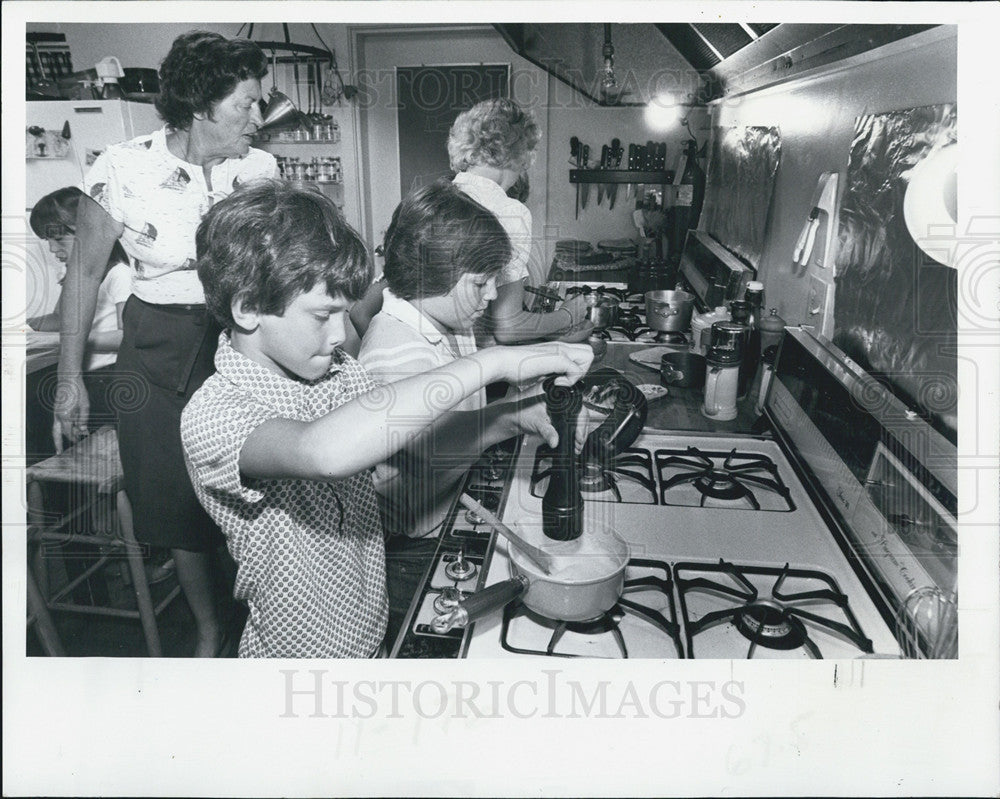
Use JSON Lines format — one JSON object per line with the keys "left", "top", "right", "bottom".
{"left": 352, "top": 26, "right": 515, "bottom": 257}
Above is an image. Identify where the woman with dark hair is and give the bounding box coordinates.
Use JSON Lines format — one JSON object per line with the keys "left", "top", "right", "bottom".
{"left": 28, "top": 186, "right": 130, "bottom": 429}
{"left": 53, "top": 30, "right": 278, "bottom": 657}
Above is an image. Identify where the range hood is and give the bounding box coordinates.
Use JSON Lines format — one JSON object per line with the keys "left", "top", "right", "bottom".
{"left": 495, "top": 23, "right": 940, "bottom": 105}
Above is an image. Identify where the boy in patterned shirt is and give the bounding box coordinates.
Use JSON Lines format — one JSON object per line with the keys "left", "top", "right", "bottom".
{"left": 180, "top": 180, "right": 592, "bottom": 657}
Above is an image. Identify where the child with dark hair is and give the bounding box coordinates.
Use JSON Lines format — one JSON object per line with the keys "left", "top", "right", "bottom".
{"left": 28, "top": 186, "right": 131, "bottom": 430}
{"left": 181, "top": 180, "right": 592, "bottom": 657}
{"left": 358, "top": 181, "right": 593, "bottom": 646}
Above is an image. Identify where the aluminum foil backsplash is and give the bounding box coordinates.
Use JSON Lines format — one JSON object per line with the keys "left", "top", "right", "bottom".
{"left": 833, "top": 103, "right": 957, "bottom": 442}
{"left": 701, "top": 125, "right": 782, "bottom": 271}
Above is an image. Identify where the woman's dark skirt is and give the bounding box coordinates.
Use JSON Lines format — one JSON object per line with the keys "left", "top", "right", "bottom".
{"left": 115, "top": 296, "right": 223, "bottom": 552}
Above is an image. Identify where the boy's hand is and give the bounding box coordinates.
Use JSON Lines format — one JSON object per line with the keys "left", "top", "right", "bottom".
{"left": 509, "top": 387, "right": 592, "bottom": 452}
{"left": 555, "top": 295, "right": 596, "bottom": 342}
{"left": 558, "top": 319, "right": 596, "bottom": 343}
{"left": 559, "top": 294, "right": 591, "bottom": 327}
{"left": 493, "top": 341, "right": 594, "bottom": 387}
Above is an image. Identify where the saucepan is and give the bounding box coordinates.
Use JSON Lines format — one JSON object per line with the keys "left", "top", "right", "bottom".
{"left": 645, "top": 289, "right": 695, "bottom": 333}
{"left": 431, "top": 521, "right": 630, "bottom": 631}
{"left": 659, "top": 351, "right": 706, "bottom": 389}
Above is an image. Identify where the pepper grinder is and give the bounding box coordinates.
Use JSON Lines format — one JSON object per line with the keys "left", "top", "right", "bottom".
{"left": 541, "top": 377, "right": 583, "bottom": 541}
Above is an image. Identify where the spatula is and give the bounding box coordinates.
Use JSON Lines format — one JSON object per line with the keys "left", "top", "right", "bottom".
{"left": 459, "top": 493, "right": 554, "bottom": 575}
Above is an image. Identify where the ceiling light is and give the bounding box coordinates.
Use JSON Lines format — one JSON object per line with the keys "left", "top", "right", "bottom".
{"left": 601, "top": 24, "right": 618, "bottom": 89}
{"left": 644, "top": 93, "right": 680, "bottom": 132}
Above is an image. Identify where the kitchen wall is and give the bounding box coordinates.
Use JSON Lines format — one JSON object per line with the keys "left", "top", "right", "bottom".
{"left": 27, "top": 22, "right": 365, "bottom": 229}
{"left": 27, "top": 22, "right": 704, "bottom": 283}
{"left": 710, "top": 26, "right": 957, "bottom": 328}
{"left": 350, "top": 24, "right": 701, "bottom": 278}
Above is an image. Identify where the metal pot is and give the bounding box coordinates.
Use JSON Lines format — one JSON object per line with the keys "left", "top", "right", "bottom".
{"left": 430, "top": 523, "right": 630, "bottom": 631}
{"left": 645, "top": 290, "right": 695, "bottom": 333}
{"left": 585, "top": 294, "right": 620, "bottom": 330}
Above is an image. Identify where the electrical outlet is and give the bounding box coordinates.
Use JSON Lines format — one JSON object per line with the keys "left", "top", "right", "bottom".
{"left": 806, "top": 274, "right": 834, "bottom": 338}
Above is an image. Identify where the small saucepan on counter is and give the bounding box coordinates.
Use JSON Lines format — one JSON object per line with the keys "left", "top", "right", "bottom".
{"left": 644, "top": 290, "right": 695, "bottom": 333}
{"left": 660, "top": 350, "right": 706, "bottom": 389}
{"left": 430, "top": 521, "right": 630, "bottom": 631}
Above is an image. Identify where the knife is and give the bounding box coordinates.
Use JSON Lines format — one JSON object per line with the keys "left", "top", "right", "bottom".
{"left": 580, "top": 144, "right": 591, "bottom": 210}
{"left": 626, "top": 143, "right": 637, "bottom": 199}
{"left": 597, "top": 144, "right": 610, "bottom": 206}
{"left": 607, "top": 138, "right": 623, "bottom": 210}
{"left": 570, "top": 136, "right": 581, "bottom": 219}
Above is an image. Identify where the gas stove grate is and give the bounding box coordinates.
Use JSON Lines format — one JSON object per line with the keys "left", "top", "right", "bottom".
{"left": 499, "top": 558, "right": 683, "bottom": 658}
{"left": 655, "top": 446, "right": 796, "bottom": 511}
{"left": 530, "top": 445, "right": 658, "bottom": 505}
{"left": 673, "top": 559, "right": 874, "bottom": 659}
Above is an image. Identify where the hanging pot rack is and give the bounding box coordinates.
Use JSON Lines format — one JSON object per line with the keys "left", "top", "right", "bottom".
{"left": 240, "top": 23, "right": 334, "bottom": 66}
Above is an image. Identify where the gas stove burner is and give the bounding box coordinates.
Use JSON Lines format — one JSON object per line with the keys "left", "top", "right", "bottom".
{"left": 656, "top": 447, "right": 796, "bottom": 511}
{"left": 734, "top": 600, "right": 808, "bottom": 650}
{"left": 673, "top": 560, "right": 874, "bottom": 659}
{"left": 531, "top": 446, "right": 658, "bottom": 504}
{"left": 638, "top": 331, "right": 688, "bottom": 346}
{"left": 579, "top": 460, "right": 610, "bottom": 492}
{"left": 693, "top": 471, "right": 755, "bottom": 502}
{"left": 444, "top": 554, "right": 477, "bottom": 581}
{"left": 432, "top": 587, "right": 466, "bottom": 615}
{"left": 499, "top": 558, "right": 683, "bottom": 658}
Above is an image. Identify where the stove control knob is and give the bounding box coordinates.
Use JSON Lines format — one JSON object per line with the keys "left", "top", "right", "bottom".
{"left": 444, "top": 549, "right": 477, "bottom": 581}
{"left": 432, "top": 587, "right": 464, "bottom": 615}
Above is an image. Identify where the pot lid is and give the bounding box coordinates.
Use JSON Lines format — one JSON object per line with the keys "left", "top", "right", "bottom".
{"left": 597, "top": 238, "right": 638, "bottom": 253}
{"left": 555, "top": 239, "right": 593, "bottom": 254}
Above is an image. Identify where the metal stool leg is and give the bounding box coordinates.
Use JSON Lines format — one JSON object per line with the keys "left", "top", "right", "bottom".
{"left": 116, "top": 489, "right": 162, "bottom": 657}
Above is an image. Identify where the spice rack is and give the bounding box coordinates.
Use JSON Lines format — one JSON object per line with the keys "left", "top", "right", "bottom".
{"left": 256, "top": 120, "right": 343, "bottom": 187}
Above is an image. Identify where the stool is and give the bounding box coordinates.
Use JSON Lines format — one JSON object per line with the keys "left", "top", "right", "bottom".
{"left": 26, "top": 426, "right": 181, "bottom": 656}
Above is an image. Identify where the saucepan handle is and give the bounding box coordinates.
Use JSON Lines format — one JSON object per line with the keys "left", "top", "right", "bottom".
{"left": 430, "top": 576, "right": 529, "bottom": 633}
{"left": 704, "top": 365, "right": 721, "bottom": 415}
{"left": 660, "top": 364, "right": 683, "bottom": 384}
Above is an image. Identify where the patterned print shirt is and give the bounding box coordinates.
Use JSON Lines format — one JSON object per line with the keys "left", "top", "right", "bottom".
{"left": 84, "top": 128, "right": 278, "bottom": 305}
{"left": 181, "top": 334, "right": 387, "bottom": 658}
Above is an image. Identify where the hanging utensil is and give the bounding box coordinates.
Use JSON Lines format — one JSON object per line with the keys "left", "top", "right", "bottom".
{"left": 897, "top": 586, "right": 958, "bottom": 658}
{"left": 608, "top": 138, "right": 623, "bottom": 210}
{"left": 580, "top": 144, "right": 591, "bottom": 210}
{"left": 597, "top": 144, "right": 609, "bottom": 206}
{"left": 570, "top": 136, "right": 582, "bottom": 219}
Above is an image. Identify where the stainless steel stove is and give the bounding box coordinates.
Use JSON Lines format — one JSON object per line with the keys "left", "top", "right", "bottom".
{"left": 390, "top": 328, "right": 958, "bottom": 660}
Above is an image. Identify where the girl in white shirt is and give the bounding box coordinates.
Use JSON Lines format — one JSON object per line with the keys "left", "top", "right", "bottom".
{"left": 29, "top": 186, "right": 131, "bottom": 426}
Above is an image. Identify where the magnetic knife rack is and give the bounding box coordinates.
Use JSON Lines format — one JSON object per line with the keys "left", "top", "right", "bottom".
{"left": 569, "top": 169, "right": 675, "bottom": 185}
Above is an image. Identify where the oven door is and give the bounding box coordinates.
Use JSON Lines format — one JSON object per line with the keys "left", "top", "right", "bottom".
{"left": 764, "top": 328, "right": 958, "bottom": 657}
